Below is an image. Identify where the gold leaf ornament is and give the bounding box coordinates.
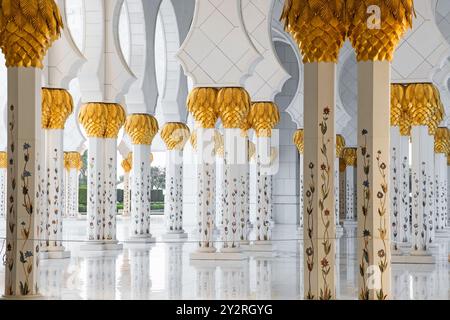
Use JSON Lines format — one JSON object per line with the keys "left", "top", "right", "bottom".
{"left": 293, "top": 129, "right": 304, "bottom": 154}
{"left": 78, "top": 103, "right": 109, "bottom": 138}
{"left": 342, "top": 148, "right": 357, "bottom": 167}
{"left": 64, "top": 152, "right": 82, "bottom": 171}
{"left": 0, "top": 151, "right": 7, "bottom": 168}
{"left": 0, "top": 0, "right": 64, "bottom": 68}
{"left": 160, "top": 122, "right": 190, "bottom": 150}
{"left": 336, "top": 134, "right": 346, "bottom": 158}
{"left": 346, "top": 0, "right": 415, "bottom": 62}
{"left": 121, "top": 152, "right": 133, "bottom": 173}
{"left": 105, "top": 103, "right": 126, "bottom": 139}
{"left": 280, "top": 0, "right": 347, "bottom": 63}
{"left": 217, "top": 87, "right": 251, "bottom": 129}
{"left": 248, "top": 102, "right": 280, "bottom": 137}
{"left": 187, "top": 87, "right": 219, "bottom": 129}
{"left": 41, "top": 88, "right": 73, "bottom": 129}
{"left": 435, "top": 127, "right": 450, "bottom": 155}
{"left": 124, "top": 114, "right": 159, "bottom": 145}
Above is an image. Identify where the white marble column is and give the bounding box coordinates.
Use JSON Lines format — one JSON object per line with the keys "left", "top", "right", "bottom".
{"left": 104, "top": 138, "right": 119, "bottom": 242}
{"left": 434, "top": 127, "right": 449, "bottom": 235}
{"left": 164, "top": 150, "right": 185, "bottom": 237}
{"left": 129, "top": 145, "right": 152, "bottom": 241}
{"left": 390, "top": 127, "right": 402, "bottom": 251}
{"left": 345, "top": 165, "right": 356, "bottom": 221}
{"left": 78, "top": 103, "right": 125, "bottom": 251}
{"left": 123, "top": 172, "right": 131, "bottom": 217}
{"left": 435, "top": 152, "right": 447, "bottom": 233}
{"left": 40, "top": 88, "right": 73, "bottom": 259}
{"left": 0, "top": 152, "right": 6, "bottom": 220}
{"left": 411, "top": 126, "right": 435, "bottom": 255}
{"left": 221, "top": 128, "right": 247, "bottom": 253}
{"left": 398, "top": 135, "right": 411, "bottom": 245}
{"left": 293, "top": 130, "right": 304, "bottom": 229}
{"left": 239, "top": 134, "right": 250, "bottom": 245}
{"left": 121, "top": 153, "right": 132, "bottom": 218}
{"left": 64, "top": 155, "right": 81, "bottom": 219}
{"left": 255, "top": 136, "right": 272, "bottom": 243}
{"left": 216, "top": 150, "right": 224, "bottom": 234}
{"left": 161, "top": 122, "right": 190, "bottom": 239}
{"left": 4, "top": 68, "right": 42, "bottom": 297}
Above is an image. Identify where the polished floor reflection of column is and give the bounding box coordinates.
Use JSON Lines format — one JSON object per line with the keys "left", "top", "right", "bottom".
{"left": 84, "top": 253, "right": 119, "bottom": 300}
{"left": 39, "top": 259, "right": 70, "bottom": 299}
{"left": 166, "top": 243, "right": 184, "bottom": 299}
{"left": 192, "top": 261, "right": 218, "bottom": 300}
{"left": 130, "top": 246, "right": 152, "bottom": 299}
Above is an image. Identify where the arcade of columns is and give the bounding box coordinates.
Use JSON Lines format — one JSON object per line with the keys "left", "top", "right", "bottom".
{"left": 0, "top": 0, "right": 449, "bottom": 301}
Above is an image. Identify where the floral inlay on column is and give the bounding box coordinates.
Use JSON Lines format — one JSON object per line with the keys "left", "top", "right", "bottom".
{"left": 78, "top": 102, "right": 125, "bottom": 246}
{"left": 121, "top": 153, "right": 132, "bottom": 218}
{"left": 281, "top": 0, "right": 347, "bottom": 300}
{"left": 161, "top": 122, "right": 191, "bottom": 238}
{"left": 0, "top": 0, "right": 63, "bottom": 297}
{"left": 347, "top": 0, "right": 414, "bottom": 300}
{"left": 40, "top": 88, "right": 73, "bottom": 257}
{"left": 125, "top": 114, "right": 159, "bottom": 241}
{"left": 248, "top": 102, "right": 280, "bottom": 244}
{"left": 0, "top": 152, "right": 7, "bottom": 219}
{"left": 187, "top": 88, "right": 219, "bottom": 254}
{"left": 218, "top": 87, "right": 251, "bottom": 252}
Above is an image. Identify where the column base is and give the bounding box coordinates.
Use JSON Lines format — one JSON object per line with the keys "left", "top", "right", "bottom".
{"left": 162, "top": 232, "right": 188, "bottom": 241}
{"left": 392, "top": 250, "right": 436, "bottom": 264}
{"left": 79, "top": 240, "right": 123, "bottom": 252}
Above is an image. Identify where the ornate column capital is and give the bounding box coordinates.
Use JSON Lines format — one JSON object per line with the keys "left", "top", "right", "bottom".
{"left": 342, "top": 148, "right": 357, "bottom": 167}
{"left": 391, "top": 84, "right": 411, "bottom": 136}
{"left": 435, "top": 127, "right": 450, "bottom": 155}
{"left": 248, "top": 102, "right": 280, "bottom": 137}
{"left": 105, "top": 103, "right": 126, "bottom": 139}
{"left": 78, "top": 103, "right": 109, "bottom": 138}
{"left": 64, "top": 152, "right": 82, "bottom": 171}
{"left": 125, "top": 114, "right": 159, "bottom": 145}
{"left": 336, "top": 134, "right": 346, "bottom": 158}
{"left": 293, "top": 129, "right": 304, "bottom": 154}
{"left": 347, "top": 0, "right": 414, "bottom": 61}
{"left": 79, "top": 102, "right": 125, "bottom": 138}
{"left": 405, "top": 83, "right": 444, "bottom": 135}
{"left": 187, "top": 88, "right": 218, "bottom": 129}
{"left": 0, "top": 0, "right": 64, "bottom": 68}
{"left": 160, "top": 122, "right": 190, "bottom": 151}
{"left": 218, "top": 88, "right": 251, "bottom": 129}
{"left": 281, "top": 0, "right": 347, "bottom": 63}
{"left": 0, "top": 151, "right": 6, "bottom": 168}
{"left": 41, "top": 88, "right": 73, "bottom": 129}
{"left": 121, "top": 152, "right": 132, "bottom": 174}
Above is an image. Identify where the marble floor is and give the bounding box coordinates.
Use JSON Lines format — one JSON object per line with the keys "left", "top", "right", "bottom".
{"left": 0, "top": 217, "right": 449, "bottom": 300}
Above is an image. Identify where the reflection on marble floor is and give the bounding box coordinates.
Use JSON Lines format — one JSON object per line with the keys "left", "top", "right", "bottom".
{"left": 0, "top": 217, "right": 449, "bottom": 300}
